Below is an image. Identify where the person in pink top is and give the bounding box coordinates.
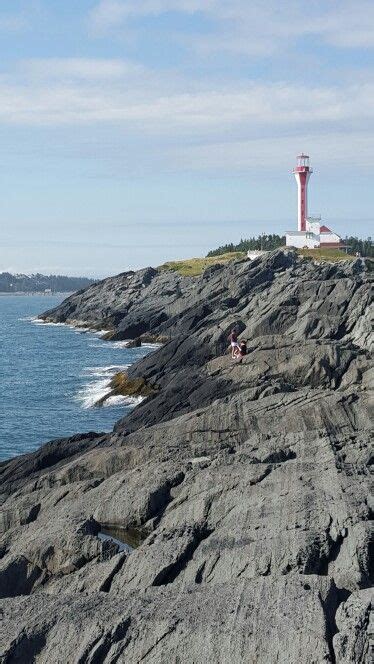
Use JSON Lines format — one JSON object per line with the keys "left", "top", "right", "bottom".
{"left": 228, "top": 328, "right": 240, "bottom": 359}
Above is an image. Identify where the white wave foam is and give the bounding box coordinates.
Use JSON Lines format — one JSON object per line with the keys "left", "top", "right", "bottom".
{"left": 30, "top": 319, "right": 66, "bottom": 326}
{"left": 141, "top": 343, "right": 163, "bottom": 349}
{"left": 76, "top": 378, "right": 111, "bottom": 409}
{"left": 72, "top": 327, "right": 91, "bottom": 333}
{"left": 83, "top": 365, "right": 130, "bottom": 378}
{"left": 94, "top": 329, "right": 111, "bottom": 337}
{"left": 104, "top": 340, "right": 162, "bottom": 349}
{"left": 107, "top": 340, "right": 131, "bottom": 348}
{"left": 88, "top": 340, "right": 136, "bottom": 348}
{"left": 76, "top": 364, "right": 136, "bottom": 409}
{"left": 103, "top": 394, "right": 144, "bottom": 407}
{"left": 28, "top": 318, "right": 96, "bottom": 334}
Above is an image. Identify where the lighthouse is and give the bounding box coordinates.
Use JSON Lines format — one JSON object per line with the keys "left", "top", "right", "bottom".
{"left": 285, "top": 154, "right": 343, "bottom": 249}
{"left": 293, "top": 153, "right": 312, "bottom": 232}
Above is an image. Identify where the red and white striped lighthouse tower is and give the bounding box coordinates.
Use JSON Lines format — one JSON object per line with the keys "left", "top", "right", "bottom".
{"left": 293, "top": 154, "right": 313, "bottom": 231}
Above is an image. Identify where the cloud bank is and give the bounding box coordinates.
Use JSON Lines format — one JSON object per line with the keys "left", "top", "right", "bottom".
{"left": 1, "top": 2, "right": 373, "bottom": 176}
{"left": 1, "top": 53, "right": 373, "bottom": 173}
{"left": 89, "top": 0, "right": 374, "bottom": 51}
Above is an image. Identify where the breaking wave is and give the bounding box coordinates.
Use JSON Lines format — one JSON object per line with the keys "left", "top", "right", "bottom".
{"left": 75, "top": 364, "right": 138, "bottom": 409}
{"left": 28, "top": 317, "right": 66, "bottom": 326}
{"left": 103, "top": 394, "right": 144, "bottom": 407}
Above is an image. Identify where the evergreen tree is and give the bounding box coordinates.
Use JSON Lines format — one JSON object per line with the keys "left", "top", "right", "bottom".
{"left": 0, "top": 273, "right": 96, "bottom": 293}
{"left": 207, "top": 234, "right": 285, "bottom": 256}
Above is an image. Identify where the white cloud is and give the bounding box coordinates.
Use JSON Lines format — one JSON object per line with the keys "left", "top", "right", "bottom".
{"left": 307, "top": 3, "right": 374, "bottom": 49}
{"left": 1, "top": 53, "right": 374, "bottom": 176}
{"left": 90, "top": 0, "right": 212, "bottom": 32}
{"left": 20, "top": 58, "right": 144, "bottom": 81}
{"left": 1, "top": 61, "right": 374, "bottom": 129}
{"left": 89, "top": 0, "right": 374, "bottom": 52}
{"left": 173, "top": 131, "right": 374, "bottom": 173}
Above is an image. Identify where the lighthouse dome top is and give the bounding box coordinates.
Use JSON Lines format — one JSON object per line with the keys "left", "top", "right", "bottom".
{"left": 293, "top": 153, "right": 312, "bottom": 173}
{"left": 297, "top": 153, "right": 310, "bottom": 163}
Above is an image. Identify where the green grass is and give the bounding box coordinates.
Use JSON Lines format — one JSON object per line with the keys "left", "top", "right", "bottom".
{"left": 158, "top": 247, "right": 358, "bottom": 277}
{"left": 158, "top": 252, "right": 246, "bottom": 276}
{"left": 296, "top": 248, "right": 356, "bottom": 262}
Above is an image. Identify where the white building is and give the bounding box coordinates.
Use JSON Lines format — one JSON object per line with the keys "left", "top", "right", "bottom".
{"left": 285, "top": 230, "right": 319, "bottom": 249}
{"left": 285, "top": 218, "right": 343, "bottom": 249}
{"left": 319, "top": 225, "right": 342, "bottom": 247}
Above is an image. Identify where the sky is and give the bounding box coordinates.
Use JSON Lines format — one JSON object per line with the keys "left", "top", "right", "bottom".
{"left": 0, "top": 0, "right": 373, "bottom": 277}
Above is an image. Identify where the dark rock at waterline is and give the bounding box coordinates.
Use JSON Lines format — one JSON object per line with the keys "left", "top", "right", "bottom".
{"left": 125, "top": 337, "right": 142, "bottom": 348}
{"left": 1, "top": 250, "right": 373, "bottom": 662}
{"left": 140, "top": 333, "right": 170, "bottom": 344}
{"left": 95, "top": 372, "right": 158, "bottom": 406}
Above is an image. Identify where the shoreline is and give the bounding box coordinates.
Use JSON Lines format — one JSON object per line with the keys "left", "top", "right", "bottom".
{"left": 35, "top": 315, "right": 112, "bottom": 336}
{"left": 0, "top": 291, "right": 75, "bottom": 297}
{"left": 34, "top": 315, "right": 162, "bottom": 407}
{"left": 39, "top": 313, "right": 169, "bottom": 345}
{"left": 1, "top": 301, "right": 163, "bottom": 462}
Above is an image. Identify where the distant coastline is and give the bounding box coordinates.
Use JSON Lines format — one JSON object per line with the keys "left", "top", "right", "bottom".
{"left": 0, "top": 291, "right": 74, "bottom": 296}
{"left": 0, "top": 271, "right": 96, "bottom": 295}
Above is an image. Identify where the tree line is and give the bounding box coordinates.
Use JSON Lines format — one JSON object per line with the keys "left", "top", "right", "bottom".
{"left": 207, "top": 235, "right": 373, "bottom": 258}
{"left": 0, "top": 272, "right": 96, "bottom": 293}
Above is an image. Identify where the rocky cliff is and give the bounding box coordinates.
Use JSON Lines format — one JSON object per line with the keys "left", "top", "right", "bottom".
{"left": 0, "top": 251, "right": 373, "bottom": 663}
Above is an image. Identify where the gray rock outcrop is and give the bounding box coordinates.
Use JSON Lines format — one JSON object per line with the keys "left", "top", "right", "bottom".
{"left": 0, "top": 251, "right": 372, "bottom": 663}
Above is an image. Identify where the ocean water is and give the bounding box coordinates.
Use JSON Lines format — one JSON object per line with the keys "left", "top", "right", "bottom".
{"left": 0, "top": 295, "right": 157, "bottom": 461}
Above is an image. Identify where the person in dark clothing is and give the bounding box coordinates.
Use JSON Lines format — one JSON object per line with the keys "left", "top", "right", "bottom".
{"left": 237, "top": 339, "right": 247, "bottom": 363}
{"left": 239, "top": 339, "right": 247, "bottom": 356}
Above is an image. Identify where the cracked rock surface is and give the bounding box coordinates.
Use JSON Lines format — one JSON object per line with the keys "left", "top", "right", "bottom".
{"left": 0, "top": 250, "right": 373, "bottom": 663}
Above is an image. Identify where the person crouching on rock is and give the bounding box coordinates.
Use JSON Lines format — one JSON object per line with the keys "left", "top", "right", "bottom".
{"left": 228, "top": 328, "right": 240, "bottom": 359}
{"left": 237, "top": 339, "right": 247, "bottom": 363}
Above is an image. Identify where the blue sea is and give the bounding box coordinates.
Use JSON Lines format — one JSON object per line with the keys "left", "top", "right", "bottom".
{"left": 0, "top": 295, "right": 156, "bottom": 461}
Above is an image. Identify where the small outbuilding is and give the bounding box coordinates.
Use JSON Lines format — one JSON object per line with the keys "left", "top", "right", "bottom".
{"left": 286, "top": 217, "right": 343, "bottom": 249}
{"left": 319, "top": 225, "right": 342, "bottom": 247}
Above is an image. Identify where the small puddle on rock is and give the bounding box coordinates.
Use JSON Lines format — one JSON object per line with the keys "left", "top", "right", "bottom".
{"left": 98, "top": 525, "right": 144, "bottom": 553}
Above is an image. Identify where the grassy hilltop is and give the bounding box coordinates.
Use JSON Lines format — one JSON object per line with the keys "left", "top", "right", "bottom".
{"left": 158, "top": 247, "right": 356, "bottom": 277}
{"left": 158, "top": 251, "right": 246, "bottom": 276}
{"left": 297, "top": 247, "right": 355, "bottom": 262}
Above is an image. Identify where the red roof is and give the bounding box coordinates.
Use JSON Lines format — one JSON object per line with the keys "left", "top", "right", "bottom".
{"left": 320, "top": 225, "right": 332, "bottom": 233}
